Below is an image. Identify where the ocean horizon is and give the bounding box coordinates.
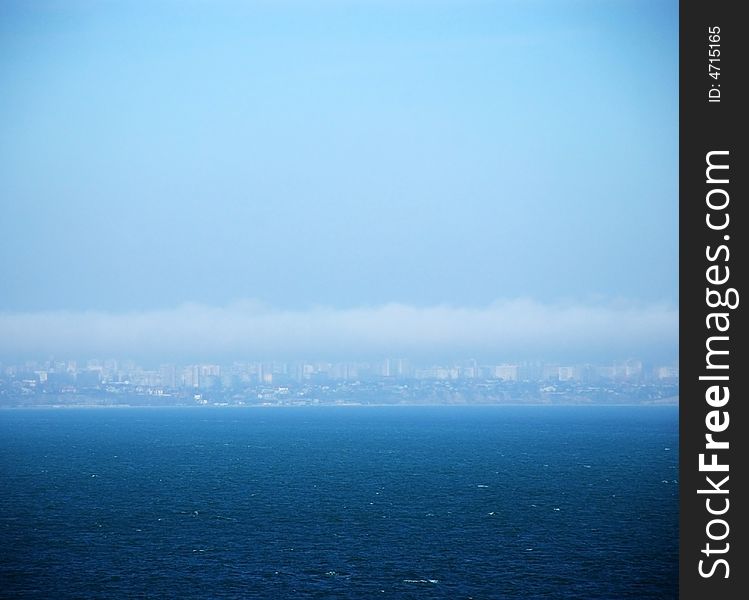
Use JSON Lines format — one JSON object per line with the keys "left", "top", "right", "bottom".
{"left": 0, "top": 405, "right": 678, "bottom": 598}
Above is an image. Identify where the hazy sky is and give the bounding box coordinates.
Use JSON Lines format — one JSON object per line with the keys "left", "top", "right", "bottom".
{"left": 0, "top": 0, "right": 678, "bottom": 362}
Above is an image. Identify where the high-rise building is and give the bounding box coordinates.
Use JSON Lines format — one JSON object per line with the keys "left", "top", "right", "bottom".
{"left": 494, "top": 365, "right": 519, "bottom": 381}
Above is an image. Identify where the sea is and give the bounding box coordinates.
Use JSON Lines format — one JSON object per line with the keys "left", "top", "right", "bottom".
{"left": 0, "top": 405, "right": 678, "bottom": 599}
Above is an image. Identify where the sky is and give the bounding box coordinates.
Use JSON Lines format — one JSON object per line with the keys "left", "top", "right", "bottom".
{"left": 0, "top": 0, "right": 678, "bottom": 363}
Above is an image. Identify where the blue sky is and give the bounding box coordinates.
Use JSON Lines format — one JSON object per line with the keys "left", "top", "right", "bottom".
{"left": 0, "top": 0, "right": 678, "bottom": 362}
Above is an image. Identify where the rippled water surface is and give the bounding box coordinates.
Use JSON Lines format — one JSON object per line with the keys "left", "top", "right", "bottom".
{"left": 0, "top": 406, "right": 678, "bottom": 598}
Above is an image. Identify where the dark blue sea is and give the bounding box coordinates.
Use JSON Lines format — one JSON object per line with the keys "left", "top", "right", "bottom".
{"left": 0, "top": 406, "right": 678, "bottom": 599}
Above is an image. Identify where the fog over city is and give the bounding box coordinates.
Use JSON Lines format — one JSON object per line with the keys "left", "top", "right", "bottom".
{"left": 0, "top": 298, "right": 676, "bottom": 363}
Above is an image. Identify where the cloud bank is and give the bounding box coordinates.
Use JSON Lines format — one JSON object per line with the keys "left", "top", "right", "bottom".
{"left": 0, "top": 299, "right": 677, "bottom": 363}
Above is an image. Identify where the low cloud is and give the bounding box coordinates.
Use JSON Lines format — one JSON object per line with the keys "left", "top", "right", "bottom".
{"left": 0, "top": 299, "right": 677, "bottom": 363}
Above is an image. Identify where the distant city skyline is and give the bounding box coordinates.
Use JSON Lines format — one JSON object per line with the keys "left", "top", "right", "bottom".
{"left": 0, "top": 0, "right": 678, "bottom": 363}
{"left": 2, "top": 355, "right": 679, "bottom": 381}
{"left": 1, "top": 354, "right": 679, "bottom": 408}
